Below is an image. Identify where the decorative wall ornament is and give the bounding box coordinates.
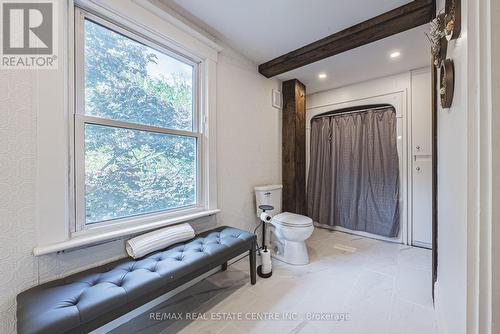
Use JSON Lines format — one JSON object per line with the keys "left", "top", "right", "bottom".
{"left": 426, "top": 13, "right": 446, "bottom": 67}
{"left": 445, "top": 0, "right": 461, "bottom": 40}
{"left": 429, "top": 1, "right": 460, "bottom": 109}
{"left": 439, "top": 37, "right": 448, "bottom": 67}
{"left": 440, "top": 59, "right": 455, "bottom": 108}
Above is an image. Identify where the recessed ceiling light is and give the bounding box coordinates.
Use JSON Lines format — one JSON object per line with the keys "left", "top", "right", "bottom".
{"left": 390, "top": 51, "right": 401, "bottom": 58}
{"left": 318, "top": 73, "right": 327, "bottom": 79}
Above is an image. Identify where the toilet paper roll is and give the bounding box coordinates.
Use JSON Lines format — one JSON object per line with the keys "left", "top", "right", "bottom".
{"left": 261, "top": 249, "right": 272, "bottom": 274}
{"left": 260, "top": 212, "right": 272, "bottom": 222}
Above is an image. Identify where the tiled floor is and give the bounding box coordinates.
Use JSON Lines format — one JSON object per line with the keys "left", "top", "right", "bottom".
{"left": 111, "top": 228, "right": 438, "bottom": 334}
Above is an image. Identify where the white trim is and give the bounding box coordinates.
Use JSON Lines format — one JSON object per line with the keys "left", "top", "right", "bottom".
{"left": 72, "top": 6, "right": 206, "bottom": 231}
{"left": 434, "top": 282, "right": 449, "bottom": 334}
{"left": 74, "top": 0, "right": 219, "bottom": 61}
{"left": 77, "top": 115, "right": 201, "bottom": 138}
{"left": 132, "top": 0, "right": 223, "bottom": 54}
{"left": 36, "top": 0, "right": 73, "bottom": 245}
{"left": 68, "top": 0, "right": 77, "bottom": 244}
{"left": 74, "top": 205, "right": 203, "bottom": 236}
{"left": 315, "top": 223, "right": 402, "bottom": 244}
{"left": 407, "top": 73, "right": 415, "bottom": 247}
{"left": 467, "top": 0, "right": 494, "bottom": 333}
{"left": 411, "top": 240, "right": 432, "bottom": 249}
{"left": 408, "top": 67, "right": 433, "bottom": 249}
{"left": 33, "top": 209, "right": 220, "bottom": 256}
{"left": 34, "top": 0, "right": 219, "bottom": 248}
{"left": 307, "top": 91, "right": 406, "bottom": 112}
{"left": 76, "top": 7, "right": 202, "bottom": 64}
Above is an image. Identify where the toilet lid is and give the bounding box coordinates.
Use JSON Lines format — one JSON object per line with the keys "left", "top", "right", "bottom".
{"left": 272, "top": 212, "right": 313, "bottom": 227}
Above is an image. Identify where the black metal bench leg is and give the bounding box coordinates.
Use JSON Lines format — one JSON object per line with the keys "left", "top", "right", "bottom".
{"left": 221, "top": 262, "right": 228, "bottom": 271}
{"left": 249, "top": 242, "right": 256, "bottom": 285}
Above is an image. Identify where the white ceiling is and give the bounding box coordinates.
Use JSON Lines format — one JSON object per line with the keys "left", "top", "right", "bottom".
{"left": 160, "top": 0, "right": 431, "bottom": 93}
{"left": 278, "top": 25, "right": 430, "bottom": 93}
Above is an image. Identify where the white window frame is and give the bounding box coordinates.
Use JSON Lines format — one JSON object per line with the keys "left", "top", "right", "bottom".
{"left": 71, "top": 6, "right": 207, "bottom": 235}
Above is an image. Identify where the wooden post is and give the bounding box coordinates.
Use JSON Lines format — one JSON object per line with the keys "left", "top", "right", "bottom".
{"left": 282, "top": 79, "right": 306, "bottom": 215}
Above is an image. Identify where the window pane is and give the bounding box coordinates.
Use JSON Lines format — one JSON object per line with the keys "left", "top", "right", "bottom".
{"left": 84, "top": 124, "right": 197, "bottom": 224}
{"left": 84, "top": 19, "right": 194, "bottom": 131}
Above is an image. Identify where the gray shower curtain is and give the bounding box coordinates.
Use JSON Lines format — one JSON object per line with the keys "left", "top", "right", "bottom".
{"left": 307, "top": 107, "right": 400, "bottom": 237}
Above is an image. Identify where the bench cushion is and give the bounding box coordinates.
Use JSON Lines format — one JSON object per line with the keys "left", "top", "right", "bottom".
{"left": 17, "top": 226, "right": 255, "bottom": 334}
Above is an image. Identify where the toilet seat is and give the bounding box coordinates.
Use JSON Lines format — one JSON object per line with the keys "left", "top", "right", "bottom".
{"left": 272, "top": 212, "right": 313, "bottom": 227}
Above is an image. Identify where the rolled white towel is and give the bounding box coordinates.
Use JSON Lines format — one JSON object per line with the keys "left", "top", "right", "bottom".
{"left": 126, "top": 223, "right": 195, "bottom": 259}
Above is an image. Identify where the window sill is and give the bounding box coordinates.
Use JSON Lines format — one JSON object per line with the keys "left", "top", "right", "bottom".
{"left": 33, "top": 209, "right": 220, "bottom": 256}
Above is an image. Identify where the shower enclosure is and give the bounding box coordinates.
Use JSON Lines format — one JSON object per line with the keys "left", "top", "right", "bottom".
{"left": 307, "top": 104, "right": 400, "bottom": 238}
{"left": 305, "top": 70, "right": 433, "bottom": 248}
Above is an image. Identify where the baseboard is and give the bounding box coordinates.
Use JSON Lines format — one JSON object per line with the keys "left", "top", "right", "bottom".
{"left": 315, "top": 223, "right": 402, "bottom": 244}
{"left": 411, "top": 240, "right": 432, "bottom": 249}
{"left": 434, "top": 282, "right": 448, "bottom": 334}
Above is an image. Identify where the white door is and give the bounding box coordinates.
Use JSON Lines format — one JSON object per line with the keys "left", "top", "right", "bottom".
{"left": 411, "top": 69, "right": 432, "bottom": 248}
{"left": 412, "top": 158, "right": 432, "bottom": 247}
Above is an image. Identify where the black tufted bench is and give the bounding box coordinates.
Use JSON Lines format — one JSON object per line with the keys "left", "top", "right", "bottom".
{"left": 17, "top": 226, "right": 257, "bottom": 334}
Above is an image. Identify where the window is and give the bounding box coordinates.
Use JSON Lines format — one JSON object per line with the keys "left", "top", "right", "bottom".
{"left": 74, "top": 8, "right": 202, "bottom": 229}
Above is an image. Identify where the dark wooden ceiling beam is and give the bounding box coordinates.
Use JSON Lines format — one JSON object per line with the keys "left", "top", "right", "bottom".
{"left": 258, "top": 0, "right": 436, "bottom": 78}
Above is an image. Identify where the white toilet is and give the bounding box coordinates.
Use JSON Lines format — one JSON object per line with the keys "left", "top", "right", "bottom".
{"left": 254, "top": 185, "right": 314, "bottom": 265}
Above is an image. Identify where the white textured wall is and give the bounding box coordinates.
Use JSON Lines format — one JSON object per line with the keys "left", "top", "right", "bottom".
{"left": 434, "top": 0, "right": 468, "bottom": 333}
{"left": 0, "top": 70, "right": 38, "bottom": 334}
{"left": 0, "top": 9, "right": 280, "bottom": 334}
{"left": 215, "top": 45, "right": 282, "bottom": 233}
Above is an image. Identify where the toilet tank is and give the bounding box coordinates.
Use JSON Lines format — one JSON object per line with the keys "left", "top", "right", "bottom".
{"left": 254, "top": 185, "right": 283, "bottom": 218}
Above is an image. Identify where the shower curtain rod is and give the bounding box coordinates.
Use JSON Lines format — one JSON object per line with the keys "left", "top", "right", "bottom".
{"left": 312, "top": 105, "right": 393, "bottom": 120}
